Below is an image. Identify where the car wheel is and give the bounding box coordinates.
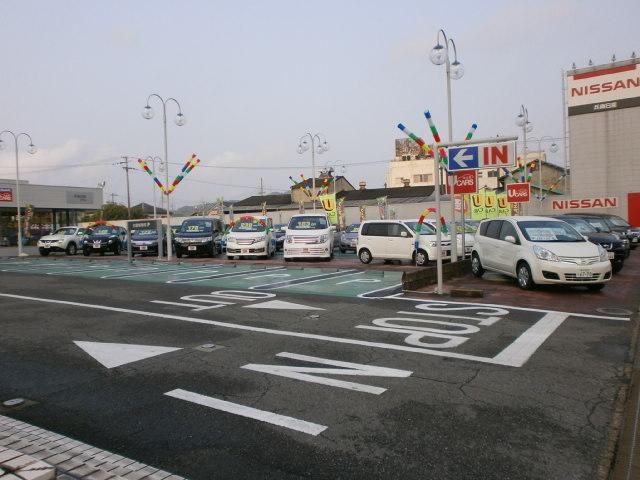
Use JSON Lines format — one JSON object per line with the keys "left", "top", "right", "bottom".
{"left": 39, "top": 249, "right": 50, "bottom": 257}
{"left": 587, "top": 283, "right": 606, "bottom": 291}
{"left": 517, "top": 262, "right": 535, "bottom": 290}
{"left": 176, "top": 249, "right": 182, "bottom": 258}
{"left": 612, "top": 261, "right": 623, "bottom": 274}
{"left": 471, "top": 253, "right": 484, "bottom": 278}
{"left": 359, "top": 248, "right": 372, "bottom": 264}
{"left": 83, "top": 249, "right": 90, "bottom": 257}
{"left": 66, "top": 243, "right": 77, "bottom": 256}
{"left": 415, "top": 249, "right": 428, "bottom": 267}
{"left": 113, "top": 244, "right": 120, "bottom": 255}
{"left": 227, "top": 255, "right": 235, "bottom": 260}
{"left": 340, "top": 247, "right": 346, "bottom": 254}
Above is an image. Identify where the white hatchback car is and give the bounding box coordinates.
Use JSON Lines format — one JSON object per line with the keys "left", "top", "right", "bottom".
{"left": 37, "top": 226, "right": 88, "bottom": 256}
{"left": 471, "top": 216, "right": 612, "bottom": 290}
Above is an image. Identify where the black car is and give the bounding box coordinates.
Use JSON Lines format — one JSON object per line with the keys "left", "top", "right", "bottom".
{"left": 273, "top": 224, "right": 287, "bottom": 251}
{"left": 566, "top": 214, "right": 631, "bottom": 259}
{"left": 566, "top": 213, "right": 638, "bottom": 250}
{"left": 82, "top": 224, "right": 126, "bottom": 256}
{"left": 130, "top": 222, "right": 167, "bottom": 256}
{"left": 174, "top": 217, "right": 224, "bottom": 258}
{"left": 551, "top": 215, "right": 626, "bottom": 273}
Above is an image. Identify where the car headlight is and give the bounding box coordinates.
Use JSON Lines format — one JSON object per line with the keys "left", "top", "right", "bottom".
{"left": 286, "top": 235, "right": 293, "bottom": 244}
{"left": 533, "top": 245, "right": 559, "bottom": 262}
{"left": 227, "top": 237, "right": 236, "bottom": 243}
{"left": 253, "top": 235, "right": 266, "bottom": 243}
{"left": 429, "top": 241, "right": 437, "bottom": 247}
{"left": 597, "top": 245, "right": 609, "bottom": 262}
{"left": 318, "top": 234, "right": 328, "bottom": 243}
{"left": 108, "top": 239, "right": 114, "bottom": 244}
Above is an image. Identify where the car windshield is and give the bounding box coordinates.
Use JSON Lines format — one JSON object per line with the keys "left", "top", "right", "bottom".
{"left": 180, "top": 220, "right": 212, "bottom": 233}
{"left": 54, "top": 227, "right": 77, "bottom": 236}
{"left": 404, "top": 221, "right": 436, "bottom": 234}
{"left": 608, "top": 216, "right": 630, "bottom": 228}
{"left": 274, "top": 224, "right": 286, "bottom": 232}
{"left": 517, "top": 220, "right": 585, "bottom": 242}
{"left": 134, "top": 229, "right": 157, "bottom": 237}
{"left": 288, "top": 216, "right": 328, "bottom": 230}
{"left": 584, "top": 218, "right": 612, "bottom": 232}
{"left": 93, "top": 226, "right": 114, "bottom": 235}
{"left": 232, "top": 219, "right": 266, "bottom": 233}
{"left": 345, "top": 224, "right": 360, "bottom": 233}
{"left": 561, "top": 218, "right": 596, "bottom": 234}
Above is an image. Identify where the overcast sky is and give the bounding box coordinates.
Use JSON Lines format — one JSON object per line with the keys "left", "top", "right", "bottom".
{"left": 1, "top": 0, "right": 638, "bottom": 208}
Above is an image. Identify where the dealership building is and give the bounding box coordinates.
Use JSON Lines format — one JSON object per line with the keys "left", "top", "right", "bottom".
{"left": 558, "top": 56, "right": 640, "bottom": 224}
{"left": 0, "top": 179, "right": 103, "bottom": 245}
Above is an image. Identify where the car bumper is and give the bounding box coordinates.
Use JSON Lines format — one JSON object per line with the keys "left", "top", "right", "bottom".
{"left": 339, "top": 241, "right": 357, "bottom": 251}
{"left": 530, "top": 259, "right": 612, "bottom": 284}
{"left": 424, "top": 246, "right": 452, "bottom": 261}
{"left": 132, "top": 244, "right": 160, "bottom": 254}
{"left": 284, "top": 245, "right": 331, "bottom": 258}
{"left": 176, "top": 243, "right": 213, "bottom": 254}
{"left": 226, "top": 244, "right": 268, "bottom": 256}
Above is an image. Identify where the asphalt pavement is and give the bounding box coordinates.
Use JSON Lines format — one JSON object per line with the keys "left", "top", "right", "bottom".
{"left": 0, "top": 264, "right": 636, "bottom": 479}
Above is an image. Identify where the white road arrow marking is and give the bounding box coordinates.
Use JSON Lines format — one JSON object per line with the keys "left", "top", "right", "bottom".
{"left": 73, "top": 341, "right": 181, "bottom": 369}
{"left": 242, "top": 352, "right": 412, "bottom": 394}
{"left": 243, "top": 300, "right": 324, "bottom": 311}
{"left": 451, "top": 148, "right": 474, "bottom": 169}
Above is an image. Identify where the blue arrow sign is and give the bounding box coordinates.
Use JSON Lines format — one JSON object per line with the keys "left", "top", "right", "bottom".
{"left": 447, "top": 146, "right": 479, "bottom": 171}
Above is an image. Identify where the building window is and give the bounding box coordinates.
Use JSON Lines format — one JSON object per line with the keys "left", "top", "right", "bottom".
{"left": 402, "top": 155, "right": 411, "bottom": 161}
{"left": 487, "top": 170, "right": 498, "bottom": 177}
{"left": 413, "top": 174, "right": 433, "bottom": 183}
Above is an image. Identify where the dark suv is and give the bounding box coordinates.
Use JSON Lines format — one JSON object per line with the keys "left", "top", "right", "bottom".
{"left": 130, "top": 222, "right": 166, "bottom": 256}
{"left": 566, "top": 214, "right": 631, "bottom": 258}
{"left": 551, "top": 215, "right": 626, "bottom": 273}
{"left": 566, "top": 213, "right": 638, "bottom": 250}
{"left": 82, "top": 224, "right": 126, "bottom": 256}
{"left": 174, "top": 217, "right": 224, "bottom": 258}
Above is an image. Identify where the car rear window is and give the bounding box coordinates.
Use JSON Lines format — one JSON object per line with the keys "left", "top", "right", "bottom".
{"left": 361, "top": 223, "right": 389, "bottom": 237}
{"left": 484, "top": 221, "right": 502, "bottom": 239}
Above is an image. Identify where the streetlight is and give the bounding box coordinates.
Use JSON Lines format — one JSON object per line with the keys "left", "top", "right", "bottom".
{"left": 142, "top": 94, "right": 186, "bottom": 261}
{"left": 0, "top": 130, "right": 37, "bottom": 256}
{"left": 297, "top": 133, "right": 329, "bottom": 211}
{"left": 528, "top": 137, "right": 558, "bottom": 203}
{"left": 515, "top": 106, "right": 533, "bottom": 214}
{"left": 430, "top": 29, "right": 464, "bottom": 262}
{"left": 145, "top": 156, "right": 162, "bottom": 219}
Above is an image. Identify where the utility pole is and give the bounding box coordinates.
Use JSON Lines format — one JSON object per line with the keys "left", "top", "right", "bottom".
{"left": 109, "top": 193, "right": 119, "bottom": 203}
{"left": 119, "top": 156, "right": 134, "bottom": 219}
{"left": 259, "top": 177, "right": 264, "bottom": 196}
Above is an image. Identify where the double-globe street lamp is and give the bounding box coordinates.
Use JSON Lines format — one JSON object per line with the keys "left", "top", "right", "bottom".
{"left": 142, "top": 94, "right": 186, "bottom": 260}
{"left": 0, "top": 130, "right": 37, "bottom": 256}
{"left": 528, "top": 136, "right": 559, "bottom": 203}
{"left": 430, "top": 29, "right": 464, "bottom": 262}
{"left": 297, "top": 133, "right": 329, "bottom": 212}
{"left": 515, "top": 105, "right": 534, "bottom": 213}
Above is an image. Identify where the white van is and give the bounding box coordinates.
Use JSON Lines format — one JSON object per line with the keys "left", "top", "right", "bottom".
{"left": 226, "top": 216, "right": 276, "bottom": 259}
{"left": 357, "top": 220, "right": 451, "bottom": 266}
{"left": 284, "top": 213, "right": 334, "bottom": 261}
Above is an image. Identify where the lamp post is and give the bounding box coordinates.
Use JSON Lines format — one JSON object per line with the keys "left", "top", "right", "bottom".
{"left": 0, "top": 130, "right": 37, "bottom": 256}
{"left": 145, "top": 156, "right": 162, "bottom": 219}
{"left": 297, "top": 133, "right": 329, "bottom": 212}
{"left": 142, "top": 94, "right": 186, "bottom": 261}
{"left": 515, "top": 105, "right": 534, "bottom": 205}
{"left": 430, "top": 29, "right": 464, "bottom": 262}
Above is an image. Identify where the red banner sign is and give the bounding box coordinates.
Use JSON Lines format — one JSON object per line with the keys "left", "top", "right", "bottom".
{"left": 447, "top": 170, "right": 478, "bottom": 195}
{"left": 506, "top": 182, "right": 531, "bottom": 203}
{"left": 0, "top": 188, "right": 12, "bottom": 202}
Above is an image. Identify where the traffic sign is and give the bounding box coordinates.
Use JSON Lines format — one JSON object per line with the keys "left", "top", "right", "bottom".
{"left": 446, "top": 170, "right": 478, "bottom": 195}
{"left": 446, "top": 141, "right": 516, "bottom": 171}
{"left": 506, "top": 182, "right": 531, "bottom": 203}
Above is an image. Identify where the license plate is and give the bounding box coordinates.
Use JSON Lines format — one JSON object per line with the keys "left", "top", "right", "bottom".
{"left": 577, "top": 270, "right": 592, "bottom": 278}
{"left": 608, "top": 252, "right": 614, "bottom": 259}
{"left": 93, "top": 243, "right": 101, "bottom": 249}
{"left": 44, "top": 245, "right": 50, "bottom": 248}
{"left": 303, "top": 248, "right": 309, "bottom": 253}
{"left": 443, "top": 250, "right": 450, "bottom": 256}
{"left": 188, "top": 246, "right": 197, "bottom": 251}
{"left": 633, "top": 238, "right": 638, "bottom": 243}
{"left": 242, "top": 249, "right": 249, "bottom": 254}
{"left": 139, "top": 246, "right": 148, "bottom": 251}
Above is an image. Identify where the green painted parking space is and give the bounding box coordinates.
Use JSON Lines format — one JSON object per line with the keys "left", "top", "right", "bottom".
{"left": 0, "top": 259, "right": 403, "bottom": 298}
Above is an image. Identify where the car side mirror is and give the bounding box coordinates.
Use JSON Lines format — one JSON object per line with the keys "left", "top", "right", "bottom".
{"left": 504, "top": 235, "right": 517, "bottom": 244}
{"left": 400, "top": 231, "right": 408, "bottom": 237}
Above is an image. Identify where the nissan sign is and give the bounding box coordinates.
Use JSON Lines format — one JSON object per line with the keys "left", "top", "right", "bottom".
{"left": 551, "top": 197, "right": 618, "bottom": 210}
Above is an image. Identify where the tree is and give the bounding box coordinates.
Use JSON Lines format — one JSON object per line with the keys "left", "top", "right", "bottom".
{"left": 87, "top": 203, "right": 144, "bottom": 222}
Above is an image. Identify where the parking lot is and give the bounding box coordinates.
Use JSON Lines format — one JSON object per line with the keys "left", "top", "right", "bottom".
{"left": 0, "top": 253, "right": 637, "bottom": 479}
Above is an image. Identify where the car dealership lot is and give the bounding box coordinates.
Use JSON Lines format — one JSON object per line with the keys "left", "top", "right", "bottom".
{"left": 0, "top": 257, "right": 637, "bottom": 479}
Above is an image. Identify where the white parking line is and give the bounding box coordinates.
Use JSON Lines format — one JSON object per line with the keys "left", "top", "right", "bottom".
{"left": 249, "top": 270, "right": 362, "bottom": 290}
{"left": 165, "top": 389, "right": 327, "bottom": 436}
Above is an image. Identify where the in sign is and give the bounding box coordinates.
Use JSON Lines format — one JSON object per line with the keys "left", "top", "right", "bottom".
{"left": 446, "top": 141, "right": 516, "bottom": 171}
{"left": 506, "top": 182, "right": 531, "bottom": 203}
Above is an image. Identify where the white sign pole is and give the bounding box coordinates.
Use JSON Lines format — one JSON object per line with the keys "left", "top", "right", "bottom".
{"left": 434, "top": 146, "right": 443, "bottom": 295}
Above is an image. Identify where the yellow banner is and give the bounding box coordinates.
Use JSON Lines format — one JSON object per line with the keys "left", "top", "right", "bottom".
{"left": 484, "top": 191, "right": 498, "bottom": 219}
{"left": 319, "top": 193, "right": 338, "bottom": 225}
{"left": 469, "top": 194, "right": 485, "bottom": 220}
{"left": 497, "top": 193, "right": 511, "bottom": 217}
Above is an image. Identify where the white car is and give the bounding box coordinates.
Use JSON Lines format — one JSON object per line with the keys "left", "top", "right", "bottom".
{"left": 357, "top": 220, "right": 451, "bottom": 266}
{"left": 471, "top": 216, "right": 612, "bottom": 291}
{"left": 284, "top": 213, "right": 334, "bottom": 261}
{"left": 226, "top": 216, "right": 276, "bottom": 259}
{"left": 37, "top": 226, "right": 88, "bottom": 256}
{"left": 423, "top": 219, "right": 474, "bottom": 258}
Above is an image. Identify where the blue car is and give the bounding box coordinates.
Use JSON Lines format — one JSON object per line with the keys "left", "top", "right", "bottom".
{"left": 339, "top": 223, "right": 360, "bottom": 253}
